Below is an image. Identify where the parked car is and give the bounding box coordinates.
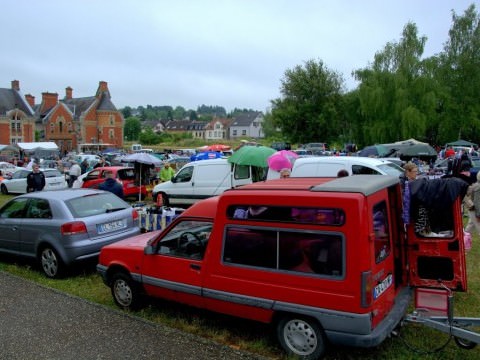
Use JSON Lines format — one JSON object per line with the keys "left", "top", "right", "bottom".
{"left": 290, "top": 156, "right": 404, "bottom": 177}
{"left": 0, "top": 168, "right": 67, "bottom": 195}
{"left": 80, "top": 166, "right": 147, "bottom": 200}
{"left": 0, "top": 161, "right": 23, "bottom": 176}
{"left": 98, "top": 175, "right": 467, "bottom": 358}
{"left": 152, "top": 158, "right": 254, "bottom": 206}
{"left": 303, "top": 142, "right": 328, "bottom": 153}
{"left": 0, "top": 189, "right": 140, "bottom": 278}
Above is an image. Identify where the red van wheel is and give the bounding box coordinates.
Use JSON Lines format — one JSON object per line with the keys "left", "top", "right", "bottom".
{"left": 276, "top": 315, "right": 326, "bottom": 359}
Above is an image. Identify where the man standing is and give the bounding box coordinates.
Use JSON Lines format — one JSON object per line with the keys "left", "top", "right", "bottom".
{"left": 98, "top": 171, "right": 124, "bottom": 199}
{"left": 68, "top": 161, "right": 81, "bottom": 188}
{"left": 27, "top": 164, "right": 46, "bottom": 192}
{"left": 159, "top": 161, "right": 175, "bottom": 182}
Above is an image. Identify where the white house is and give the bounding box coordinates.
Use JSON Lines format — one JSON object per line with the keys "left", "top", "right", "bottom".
{"left": 229, "top": 112, "right": 264, "bottom": 139}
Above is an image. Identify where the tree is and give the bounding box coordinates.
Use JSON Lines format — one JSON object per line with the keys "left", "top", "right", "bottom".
{"left": 121, "top": 106, "right": 132, "bottom": 118}
{"left": 354, "top": 23, "right": 438, "bottom": 144}
{"left": 139, "top": 127, "right": 161, "bottom": 145}
{"left": 270, "top": 59, "right": 345, "bottom": 144}
{"left": 124, "top": 117, "right": 141, "bottom": 141}
{"left": 436, "top": 4, "right": 480, "bottom": 143}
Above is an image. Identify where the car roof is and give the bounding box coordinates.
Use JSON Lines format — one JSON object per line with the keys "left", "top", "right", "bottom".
{"left": 16, "top": 188, "right": 107, "bottom": 201}
{"left": 89, "top": 166, "right": 133, "bottom": 172}
{"left": 294, "top": 156, "right": 395, "bottom": 166}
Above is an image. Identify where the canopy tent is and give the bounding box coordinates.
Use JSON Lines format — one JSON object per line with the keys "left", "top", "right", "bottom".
{"left": 382, "top": 139, "right": 437, "bottom": 161}
{"left": 446, "top": 139, "right": 478, "bottom": 148}
{"left": 16, "top": 142, "right": 59, "bottom": 160}
{"left": 17, "top": 142, "right": 59, "bottom": 151}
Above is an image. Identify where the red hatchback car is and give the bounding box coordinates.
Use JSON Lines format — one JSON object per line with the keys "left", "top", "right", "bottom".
{"left": 81, "top": 166, "right": 147, "bottom": 200}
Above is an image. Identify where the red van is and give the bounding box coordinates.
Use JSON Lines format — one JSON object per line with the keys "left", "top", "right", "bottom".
{"left": 97, "top": 175, "right": 468, "bottom": 359}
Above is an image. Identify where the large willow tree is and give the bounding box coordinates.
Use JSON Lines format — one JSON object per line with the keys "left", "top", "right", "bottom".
{"left": 353, "top": 23, "right": 439, "bottom": 145}
{"left": 436, "top": 4, "right": 480, "bottom": 144}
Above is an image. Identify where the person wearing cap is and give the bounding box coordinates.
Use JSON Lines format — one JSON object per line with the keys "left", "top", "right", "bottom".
{"left": 159, "top": 161, "right": 175, "bottom": 182}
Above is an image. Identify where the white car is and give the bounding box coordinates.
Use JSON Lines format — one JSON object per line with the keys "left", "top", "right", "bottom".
{"left": 0, "top": 161, "right": 23, "bottom": 177}
{"left": 0, "top": 168, "right": 68, "bottom": 194}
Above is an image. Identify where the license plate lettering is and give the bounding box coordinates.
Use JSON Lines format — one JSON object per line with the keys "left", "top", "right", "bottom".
{"left": 373, "top": 274, "right": 393, "bottom": 299}
{"left": 97, "top": 219, "right": 126, "bottom": 234}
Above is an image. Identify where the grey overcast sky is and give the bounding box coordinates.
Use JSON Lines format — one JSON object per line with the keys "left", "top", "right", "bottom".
{"left": 2, "top": 0, "right": 478, "bottom": 113}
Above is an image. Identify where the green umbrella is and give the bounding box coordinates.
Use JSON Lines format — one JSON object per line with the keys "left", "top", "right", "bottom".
{"left": 228, "top": 145, "right": 276, "bottom": 167}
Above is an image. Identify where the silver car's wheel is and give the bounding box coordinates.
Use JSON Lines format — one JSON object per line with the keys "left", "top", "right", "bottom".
{"left": 277, "top": 316, "right": 326, "bottom": 359}
{"left": 40, "top": 247, "right": 63, "bottom": 278}
{"left": 111, "top": 272, "right": 142, "bottom": 310}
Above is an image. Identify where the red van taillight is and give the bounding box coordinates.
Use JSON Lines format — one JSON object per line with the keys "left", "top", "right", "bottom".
{"left": 132, "top": 209, "right": 139, "bottom": 221}
{"left": 61, "top": 221, "right": 87, "bottom": 235}
{"left": 361, "top": 271, "right": 373, "bottom": 307}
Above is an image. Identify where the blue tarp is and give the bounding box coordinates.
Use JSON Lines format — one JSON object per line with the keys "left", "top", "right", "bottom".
{"left": 190, "top": 151, "right": 222, "bottom": 161}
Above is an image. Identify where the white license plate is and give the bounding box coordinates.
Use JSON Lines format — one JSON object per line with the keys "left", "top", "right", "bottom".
{"left": 97, "top": 219, "right": 126, "bottom": 234}
{"left": 373, "top": 274, "right": 393, "bottom": 299}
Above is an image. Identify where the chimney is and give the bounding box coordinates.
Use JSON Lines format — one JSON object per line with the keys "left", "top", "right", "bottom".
{"left": 41, "top": 92, "right": 59, "bottom": 111}
{"left": 25, "top": 94, "right": 35, "bottom": 108}
{"left": 96, "top": 81, "right": 110, "bottom": 99}
{"left": 65, "top": 86, "right": 73, "bottom": 100}
{"left": 11, "top": 80, "right": 20, "bottom": 91}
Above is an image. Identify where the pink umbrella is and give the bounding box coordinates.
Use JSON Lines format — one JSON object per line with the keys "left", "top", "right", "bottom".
{"left": 267, "top": 150, "right": 299, "bottom": 171}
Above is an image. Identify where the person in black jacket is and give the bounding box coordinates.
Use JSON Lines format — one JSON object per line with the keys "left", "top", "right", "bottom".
{"left": 26, "top": 163, "right": 46, "bottom": 192}
{"left": 98, "top": 171, "right": 124, "bottom": 199}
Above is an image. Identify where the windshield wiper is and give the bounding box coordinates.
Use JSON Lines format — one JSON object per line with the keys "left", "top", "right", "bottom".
{"left": 105, "top": 207, "right": 126, "bottom": 213}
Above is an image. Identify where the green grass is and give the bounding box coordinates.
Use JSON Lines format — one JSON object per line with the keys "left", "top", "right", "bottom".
{"left": 1, "top": 192, "right": 480, "bottom": 359}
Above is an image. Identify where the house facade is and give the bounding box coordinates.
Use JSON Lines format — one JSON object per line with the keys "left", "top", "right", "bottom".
{"left": 1, "top": 80, "right": 124, "bottom": 155}
{"left": 229, "top": 112, "right": 264, "bottom": 139}
{"left": 0, "top": 80, "right": 36, "bottom": 145}
{"left": 165, "top": 120, "right": 206, "bottom": 140}
{"left": 204, "top": 117, "right": 232, "bottom": 141}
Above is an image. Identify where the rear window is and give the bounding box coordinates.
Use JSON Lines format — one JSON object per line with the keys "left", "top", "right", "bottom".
{"left": 227, "top": 205, "right": 345, "bottom": 225}
{"left": 66, "top": 193, "right": 130, "bottom": 218}
{"left": 373, "top": 201, "right": 391, "bottom": 263}
{"left": 44, "top": 169, "right": 63, "bottom": 178}
{"left": 118, "top": 168, "right": 136, "bottom": 180}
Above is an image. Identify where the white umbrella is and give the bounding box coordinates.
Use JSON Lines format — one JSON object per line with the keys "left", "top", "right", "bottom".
{"left": 121, "top": 153, "right": 162, "bottom": 201}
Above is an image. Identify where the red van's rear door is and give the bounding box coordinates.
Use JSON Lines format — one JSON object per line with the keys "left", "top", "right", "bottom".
{"left": 407, "top": 197, "right": 467, "bottom": 291}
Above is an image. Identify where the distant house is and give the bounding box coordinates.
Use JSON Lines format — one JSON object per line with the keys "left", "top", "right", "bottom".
{"left": 143, "top": 120, "right": 165, "bottom": 133}
{"left": 186, "top": 121, "right": 206, "bottom": 139}
{"left": 164, "top": 119, "right": 191, "bottom": 133}
{"left": 165, "top": 120, "right": 206, "bottom": 139}
{"left": 0, "top": 80, "right": 36, "bottom": 145}
{"left": 204, "top": 117, "right": 232, "bottom": 141}
{"left": 229, "top": 112, "right": 264, "bottom": 139}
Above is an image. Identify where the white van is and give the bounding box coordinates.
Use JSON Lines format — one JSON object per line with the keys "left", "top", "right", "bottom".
{"left": 152, "top": 158, "right": 254, "bottom": 206}
{"left": 291, "top": 156, "right": 404, "bottom": 177}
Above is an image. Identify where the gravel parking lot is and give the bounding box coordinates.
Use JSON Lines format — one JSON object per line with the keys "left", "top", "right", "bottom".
{"left": 0, "top": 271, "right": 264, "bottom": 360}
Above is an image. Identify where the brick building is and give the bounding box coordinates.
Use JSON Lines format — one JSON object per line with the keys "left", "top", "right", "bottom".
{"left": 0, "top": 80, "right": 124, "bottom": 155}
{"left": 0, "top": 80, "right": 36, "bottom": 145}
